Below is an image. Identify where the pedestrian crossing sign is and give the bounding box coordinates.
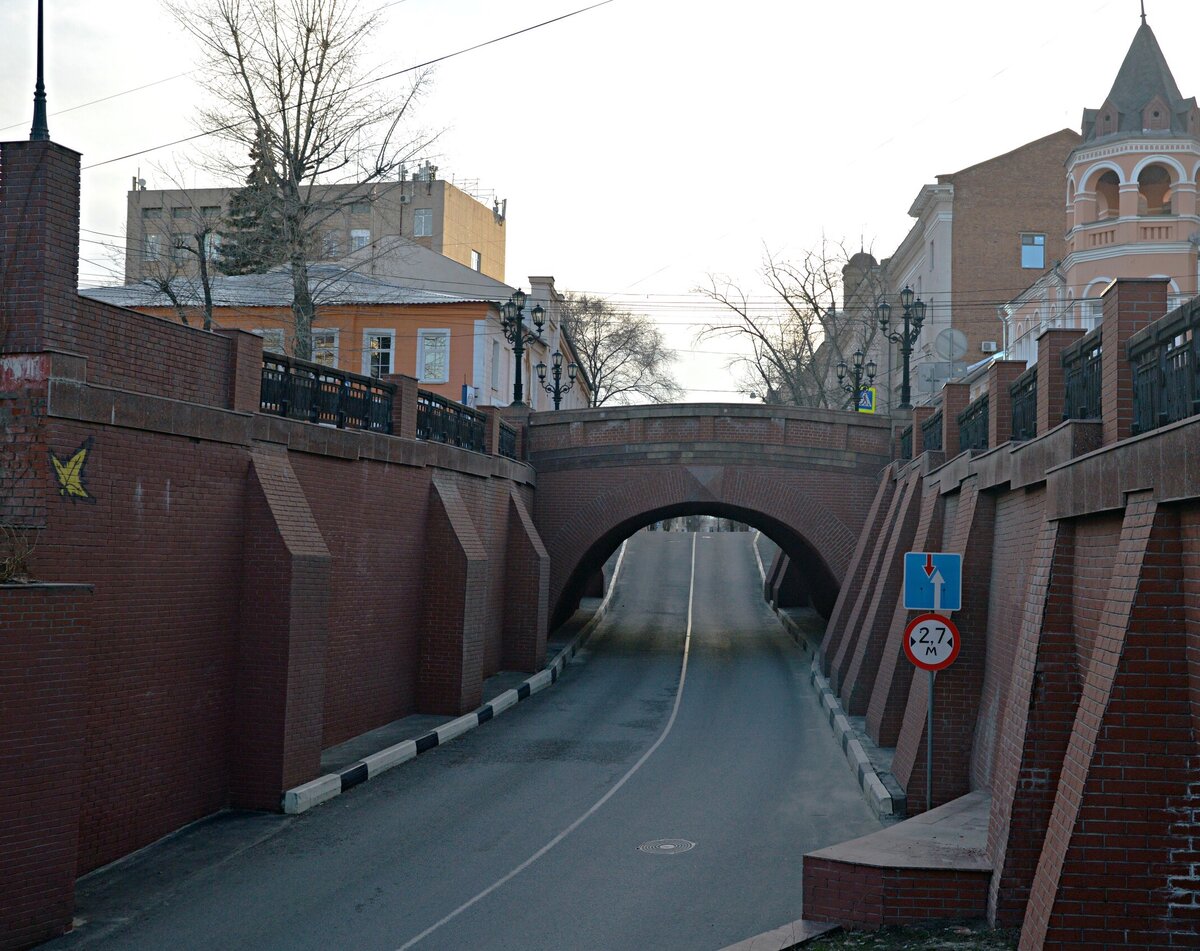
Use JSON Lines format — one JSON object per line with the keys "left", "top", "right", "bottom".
{"left": 857, "top": 387, "right": 876, "bottom": 413}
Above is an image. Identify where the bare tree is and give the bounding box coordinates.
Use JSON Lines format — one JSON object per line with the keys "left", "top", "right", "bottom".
{"left": 167, "top": 0, "right": 433, "bottom": 358}
{"left": 134, "top": 187, "right": 223, "bottom": 329}
{"left": 697, "top": 241, "right": 883, "bottom": 410}
{"left": 560, "top": 294, "right": 683, "bottom": 407}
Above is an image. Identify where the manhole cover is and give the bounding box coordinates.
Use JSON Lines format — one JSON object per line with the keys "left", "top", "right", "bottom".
{"left": 638, "top": 838, "right": 695, "bottom": 855}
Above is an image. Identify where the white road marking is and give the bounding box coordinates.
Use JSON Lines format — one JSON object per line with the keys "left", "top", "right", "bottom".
{"left": 752, "top": 532, "right": 767, "bottom": 583}
{"left": 396, "top": 533, "right": 698, "bottom": 951}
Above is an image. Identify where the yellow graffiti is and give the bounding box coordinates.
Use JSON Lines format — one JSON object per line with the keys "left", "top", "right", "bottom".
{"left": 50, "top": 438, "right": 93, "bottom": 500}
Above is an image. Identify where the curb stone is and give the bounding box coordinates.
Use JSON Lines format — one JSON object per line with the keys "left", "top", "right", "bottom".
{"left": 282, "top": 543, "right": 628, "bottom": 814}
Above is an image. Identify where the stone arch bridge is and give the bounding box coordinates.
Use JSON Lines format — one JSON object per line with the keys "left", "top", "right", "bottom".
{"left": 526, "top": 404, "right": 893, "bottom": 627}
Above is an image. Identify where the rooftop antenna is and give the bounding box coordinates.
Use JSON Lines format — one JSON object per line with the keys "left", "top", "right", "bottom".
{"left": 30, "top": 0, "right": 50, "bottom": 141}
{"left": 1140, "top": 0, "right": 1147, "bottom": 24}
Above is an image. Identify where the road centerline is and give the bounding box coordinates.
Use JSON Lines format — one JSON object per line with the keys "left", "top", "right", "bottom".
{"left": 395, "top": 533, "right": 699, "bottom": 951}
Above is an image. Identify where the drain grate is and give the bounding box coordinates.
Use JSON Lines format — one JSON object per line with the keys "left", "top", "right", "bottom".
{"left": 637, "top": 838, "right": 696, "bottom": 855}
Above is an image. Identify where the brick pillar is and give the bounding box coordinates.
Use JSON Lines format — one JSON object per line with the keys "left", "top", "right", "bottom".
{"left": 232, "top": 450, "right": 331, "bottom": 810}
{"left": 911, "top": 405, "right": 935, "bottom": 456}
{"left": 986, "top": 360, "right": 1026, "bottom": 447}
{"left": 941, "top": 382, "right": 970, "bottom": 458}
{"left": 986, "top": 520, "right": 1079, "bottom": 927}
{"left": 0, "top": 140, "right": 81, "bottom": 355}
{"left": 1034, "top": 328, "right": 1085, "bottom": 435}
{"left": 382, "top": 373, "right": 420, "bottom": 439}
{"left": 499, "top": 404, "right": 531, "bottom": 460}
{"left": 479, "top": 406, "right": 503, "bottom": 456}
{"left": 1100, "top": 278, "right": 1168, "bottom": 446}
{"left": 215, "top": 328, "right": 265, "bottom": 413}
{"left": 0, "top": 583, "right": 91, "bottom": 948}
{"left": 418, "top": 473, "right": 487, "bottom": 714}
{"left": 502, "top": 489, "right": 549, "bottom": 671}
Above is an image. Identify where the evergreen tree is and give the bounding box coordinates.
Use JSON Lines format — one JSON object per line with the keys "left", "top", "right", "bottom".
{"left": 217, "top": 139, "right": 286, "bottom": 276}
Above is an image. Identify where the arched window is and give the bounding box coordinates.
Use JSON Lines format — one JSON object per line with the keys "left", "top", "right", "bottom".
{"left": 1138, "top": 164, "right": 1173, "bottom": 216}
{"left": 1095, "top": 170, "right": 1120, "bottom": 219}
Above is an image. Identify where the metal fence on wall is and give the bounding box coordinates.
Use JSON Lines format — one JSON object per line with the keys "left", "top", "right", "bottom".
{"left": 260, "top": 354, "right": 393, "bottom": 433}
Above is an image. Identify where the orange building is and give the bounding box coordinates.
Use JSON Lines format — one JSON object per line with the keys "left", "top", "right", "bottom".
{"left": 81, "top": 266, "right": 591, "bottom": 411}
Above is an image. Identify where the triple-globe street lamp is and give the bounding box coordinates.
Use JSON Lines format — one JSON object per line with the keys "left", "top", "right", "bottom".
{"left": 500, "top": 289, "right": 545, "bottom": 406}
{"left": 536, "top": 350, "right": 578, "bottom": 410}
{"left": 836, "top": 348, "right": 877, "bottom": 412}
{"left": 877, "top": 285, "right": 927, "bottom": 410}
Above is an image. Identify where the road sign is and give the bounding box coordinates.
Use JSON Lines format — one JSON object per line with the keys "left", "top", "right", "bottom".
{"left": 903, "top": 551, "right": 962, "bottom": 611}
{"left": 903, "top": 613, "right": 961, "bottom": 671}
{"left": 857, "top": 387, "right": 876, "bottom": 414}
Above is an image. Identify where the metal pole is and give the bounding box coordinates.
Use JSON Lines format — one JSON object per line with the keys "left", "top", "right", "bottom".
{"left": 927, "top": 669, "right": 934, "bottom": 813}
{"left": 511, "top": 311, "right": 525, "bottom": 405}
{"left": 900, "top": 310, "right": 912, "bottom": 409}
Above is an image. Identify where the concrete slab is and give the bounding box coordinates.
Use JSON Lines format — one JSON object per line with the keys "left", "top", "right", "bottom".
{"left": 718, "top": 917, "right": 839, "bottom": 950}
{"left": 806, "top": 791, "right": 992, "bottom": 871}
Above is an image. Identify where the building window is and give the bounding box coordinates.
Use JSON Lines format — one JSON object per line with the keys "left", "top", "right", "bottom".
{"left": 414, "top": 208, "right": 433, "bottom": 237}
{"left": 1021, "top": 233, "right": 1046, "bottom": 269}
{"left": 312, "top": 330, "right": 339, "bottom": 367}
{"left": 171, "top": 239, "right": 190, "bottom": 264}
{"left": 349, "top": 200, "right": 371, "bottom": 214}
{"left": 491, "top": 339, "right": 500, "bottom": 391}
{"left": 172, "top": 206, "right": 190, "bottom": 219}
{"left": 417, "top": 329, "right": 450, "bottom": 383}
{"left": 471, "top": 249, "right": 482, "bottom": 271}
{"left": 141, "top": 207, "right": 162, "bottom": 219}
{"left": 929, "top": 240, "right": 935, "bottom": 271}
{"left": 350, "top": 229, "right": 370, "bottom": 252}
{"left": 363, "top": 330, "right": 395, "bottom": 378}
{"left": 255, "top": 329, "right": 286, "bottom": 354}
{"left": 143, "top": 234, "right": 161, "bottom": 262}
{"left": 199, "top": 205, "right": 221, "bottom": 217}
{"left": 323, "top": 230, "right": 342, "bottom": 258}
{"left": 203, "top": 233, "right": 222, "bottom": 261}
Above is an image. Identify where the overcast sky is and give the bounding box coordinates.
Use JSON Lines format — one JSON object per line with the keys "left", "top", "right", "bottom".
{"left": 2, "top": 0, "right": 1196, "bottom": 400}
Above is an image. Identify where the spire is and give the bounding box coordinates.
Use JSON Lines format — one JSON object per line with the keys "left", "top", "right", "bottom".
{"left": 30, "top": 0, "right": 49, "bottom": 141}
{"left": 1140, "top": 1, "right": 1147, "bottom": 25}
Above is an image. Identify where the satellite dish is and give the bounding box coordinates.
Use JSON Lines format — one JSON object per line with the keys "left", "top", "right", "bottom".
{"left": 934, "top": 328, "right": 968, "bottom": 361}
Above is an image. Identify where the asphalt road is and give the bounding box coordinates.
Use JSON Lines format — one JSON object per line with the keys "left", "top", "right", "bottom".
{"left": 54, "top": 530, "right": 880, "bottom": 951}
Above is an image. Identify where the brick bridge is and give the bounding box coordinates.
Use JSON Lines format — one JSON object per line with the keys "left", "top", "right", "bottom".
{"left": 525, "top": 405, "right": 892, "bottom": 627}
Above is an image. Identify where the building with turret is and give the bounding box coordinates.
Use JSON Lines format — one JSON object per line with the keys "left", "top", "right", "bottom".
{"left": 1002, "top": 15, "right": 1200, "bottom": 363}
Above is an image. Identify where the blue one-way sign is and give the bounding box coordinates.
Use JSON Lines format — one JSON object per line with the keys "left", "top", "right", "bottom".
{"left": 903, "top": 552, "right": 962, "bottom": 611}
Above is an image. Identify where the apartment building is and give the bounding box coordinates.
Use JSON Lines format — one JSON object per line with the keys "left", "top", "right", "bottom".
{"left": 123, "top": 162, "right": 508, "bottom": 285}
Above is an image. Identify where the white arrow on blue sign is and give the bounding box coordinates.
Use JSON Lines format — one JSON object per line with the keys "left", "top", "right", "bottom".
{"left": 903, "top": 552, "right": 963, "bottom": 612}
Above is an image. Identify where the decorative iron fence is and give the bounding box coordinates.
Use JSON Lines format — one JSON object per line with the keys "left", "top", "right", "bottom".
{"left": 899, "top": 425, "right": 913, "bottom": 461}
{"left": 416, "top": 389, "right": 486, "bottom": 453}
{"left": 1009, "top": 365, "right": 1037, "bottom": 441}
{"left": 1128, "top": 297, "right": 1200, "bottom": 436}
{"left": 922, "top": 410, "right": 944, "bottom": 452}
{"left": 1061, "top": 327, "right": 1102, "bottom": 420}
{"left": 499, "top": 420, "right": 518, "bottom": 460}
{"left": 260, "top": 353, "right": 393, "bottom": 433}
{"left": 958, "top": 394, "right": 989, "bottom": 452}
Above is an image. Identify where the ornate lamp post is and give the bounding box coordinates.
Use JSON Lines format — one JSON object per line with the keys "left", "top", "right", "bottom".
{"left": 877, "top": 285, "right": 926, "bottom": 410}
{"left": 536, "top": 350, "right": 578, "bottom": 410}
{"left": 500, "top": 289, "right": 545, "bottom": 406}
{"left": 836, "top": 348, "right": 877, "bottom": 412}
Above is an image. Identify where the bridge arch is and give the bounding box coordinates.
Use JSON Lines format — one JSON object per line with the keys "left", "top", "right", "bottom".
{"left": 526, "top": 404, "right": 892, "bottom": 627}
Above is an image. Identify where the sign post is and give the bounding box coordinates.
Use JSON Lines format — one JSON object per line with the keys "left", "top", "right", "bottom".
{"left": 903, "top": 551, "right": 963, "bottom": 813}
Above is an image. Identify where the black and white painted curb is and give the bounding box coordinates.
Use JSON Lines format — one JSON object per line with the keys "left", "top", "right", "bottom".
{"left": 751, "top": 532, "right": 903, "bottom": 820}
{"left": 282, "top": 542, "right": 628, "bottom": 815}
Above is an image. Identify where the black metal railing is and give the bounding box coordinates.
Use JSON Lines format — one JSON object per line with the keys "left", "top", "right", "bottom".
{"left": 958, "top": 394, "right": 989, "bottom": 452}
{"left": 498, "top": 420, "right": 518, "bottom": 460}
{"left": 922, "top": 410, "right": 943, "bottom": 452}
{"left": 899, "top": 425, "right": 913, "bottom": 461}
{"left": 1010, "top": 365, "right": 1038, "bottom": 441}
{"left": 1062, "top": 327, "right": 1102, "bottom": 420}
{"left": 1128, "top": 297, "right": 1200, "bottom": 436}
{"left": 260, "top": 353, "right": 394, "bottom": 432}
{"left": 416, "top": 389, "right": 486, "bottom": 453}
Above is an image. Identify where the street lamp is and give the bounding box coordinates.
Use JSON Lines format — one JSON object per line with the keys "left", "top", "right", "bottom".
{"left": 877, "top": 285, "right": 926, "bottom": 410}
{"left": 536, "top": 349, "right": 578, "bottom": 410}
{"left": 499, "top": 289, "right": 545, "bottom": 406}
{"left": 836, "top": 348, "right": 877, "bottom": 412}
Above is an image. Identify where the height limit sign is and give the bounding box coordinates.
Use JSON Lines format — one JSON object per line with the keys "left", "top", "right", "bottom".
{"left": 903, "top": 613, "right": 961, "bottom": 671}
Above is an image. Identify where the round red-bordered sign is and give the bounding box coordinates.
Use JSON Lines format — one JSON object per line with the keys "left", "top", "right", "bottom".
{"left": 903, "top": 613, "right": 961, "bottom": 671}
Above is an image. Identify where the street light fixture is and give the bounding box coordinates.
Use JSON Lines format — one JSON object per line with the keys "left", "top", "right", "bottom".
{"left": 536, "top": 349, "right": 579, "bottom": 410}
{"left": 836, "top": 348, "right": 877, "bottom": 412}
{"left": 877, "top": 285, "right": 926, "bottom": 410}
{"left": 499, "top": 289, "right": 545, "bottom": 406}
